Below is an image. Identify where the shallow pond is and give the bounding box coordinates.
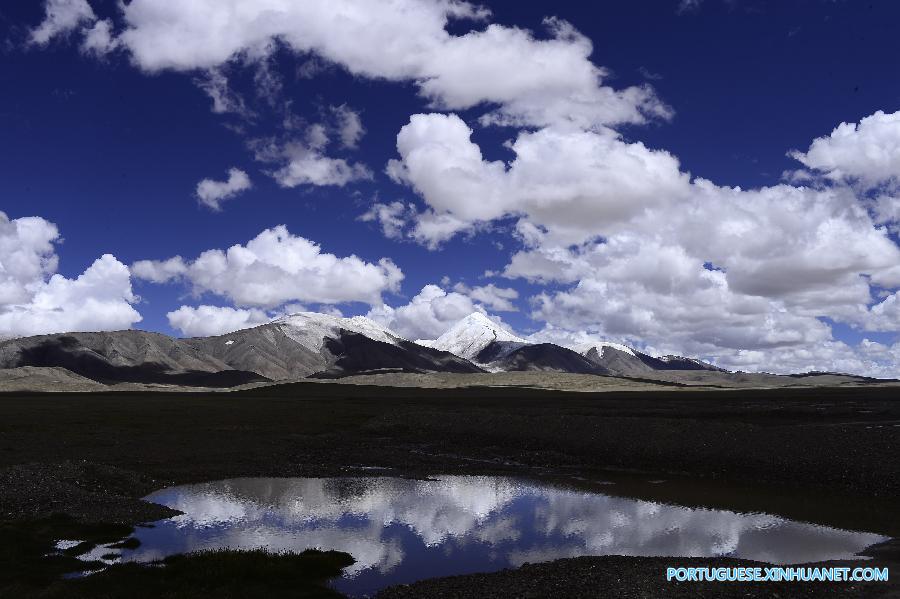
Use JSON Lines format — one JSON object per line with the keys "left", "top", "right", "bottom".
{"left": 114, "top": 476, "right": 887, "bottom": 597}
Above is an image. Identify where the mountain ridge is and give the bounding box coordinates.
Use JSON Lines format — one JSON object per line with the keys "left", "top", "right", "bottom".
{"left": 0, "top": 310, "right": 736, "bottom": 387}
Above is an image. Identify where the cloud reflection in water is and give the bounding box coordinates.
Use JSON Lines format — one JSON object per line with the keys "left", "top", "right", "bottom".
{"left": 123, "top": 476, "right": 887, "bottom": 597}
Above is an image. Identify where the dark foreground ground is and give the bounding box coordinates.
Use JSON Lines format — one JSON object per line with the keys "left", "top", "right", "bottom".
{"left": 1, "top": 382, "right": 898, "bottom": 597}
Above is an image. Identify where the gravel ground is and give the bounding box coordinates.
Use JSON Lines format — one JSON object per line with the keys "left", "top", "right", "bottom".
{"left": 0, "top": 461, "right": 177, "bottom": 523}
{"left": 375, "top": 556, "right": 899, "bottom": 598}
{"left": 0, "top": 382, "right": 898, "bottom": 597}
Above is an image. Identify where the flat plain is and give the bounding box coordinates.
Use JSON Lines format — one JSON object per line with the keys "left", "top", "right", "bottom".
{"left": 1, "top": 379, "right": 898, "bottom": 597}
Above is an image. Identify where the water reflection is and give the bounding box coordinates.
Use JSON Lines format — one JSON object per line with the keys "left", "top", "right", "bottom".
{"left": 121, "top": 476, "right": 887, "bottom": 597}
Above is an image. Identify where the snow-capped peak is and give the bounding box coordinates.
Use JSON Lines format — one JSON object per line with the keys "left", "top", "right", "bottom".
{"left": 272, "top": 311, "right": 403, "bottom": 352}
{"left": 416, "top": 312, "right": 526, "bottom": 360}
{"left": 659, "top": 354, "right": 721, "bottom": 370}
{"left": 579, "top": 341, "right": 636, "bottom": 358}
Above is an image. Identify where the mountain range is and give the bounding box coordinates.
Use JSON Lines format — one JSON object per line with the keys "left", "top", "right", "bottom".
{"left": 417, "top": 312, "right": 723, "bottom": 377}
{"left": 0, "top": 311, "right": 726, "bottom": 388}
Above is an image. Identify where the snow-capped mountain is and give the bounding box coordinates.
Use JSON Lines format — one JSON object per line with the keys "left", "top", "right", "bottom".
{"left": 273, "top": 312, "right": 404, "bottom": 351}
{"left": 184, "top": 311, "right": 483, "bottom": 379}
{"left": 0, "top": 311, "right": 481, "bottom": 385}
{"left": 0, "top": 309, "right": 728, "bottom": 387}
{"left": 417, "top": 313, "right": 605, "bottom": 374}
{"left": 416, "top": 312, "right": 526, "bottom": 361}
{"left": 657, "top": 355, "right": 724, "bottom": 371}
{"left": 417, "top": 313, "right": 724, "bottom": 378}
{"left": 577, "top": 342, "right": 636, "bottom": 358}
{"left": 579, "top": 342, "right": 723, "bottom": 377}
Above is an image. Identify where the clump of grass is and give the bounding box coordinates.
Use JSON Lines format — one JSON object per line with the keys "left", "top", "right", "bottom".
{"left": 0, "top": 514, "right": 132, "bottom": 589}
{"left": 107, "top": 537, "right": 140, "bottom": 550}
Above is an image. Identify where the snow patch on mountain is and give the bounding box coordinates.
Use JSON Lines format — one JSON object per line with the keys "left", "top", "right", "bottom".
{"left": 578, "top": 341, "right": 636, "bottom": 358}
{"left": 273, "top": 312, "right": 403, "bottom": 352}
{"left": 415, "top": 312, "right": 525, "bottom": 361}
{"left": 660, "top": 355, "right": 694, "bottom": 363}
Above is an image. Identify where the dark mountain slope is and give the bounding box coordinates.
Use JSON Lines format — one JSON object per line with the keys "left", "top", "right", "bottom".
{"left": 0, "top": 332, "right": 266, "bottom": 386}
{"left": 488, "top": 343, "right": 605, "bottom": 375}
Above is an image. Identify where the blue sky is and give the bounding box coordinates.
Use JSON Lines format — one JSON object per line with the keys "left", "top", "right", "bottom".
{"left": 2, "top": 0, "right": 900, "bottom": 375}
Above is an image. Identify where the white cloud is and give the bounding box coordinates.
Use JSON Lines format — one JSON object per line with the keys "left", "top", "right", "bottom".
{"left": 0, "top": 213, "right": 59, "bottom": 306}
{"left": 305, "top": 124, "right": 329, "bottom": 151}
{"left": 332, "top": 105, "right": 365, "bottom": 149}
{"left": 525, "top": 324, "right": 634, "bottom": 354}
{"left": 528, "top": 238, "right": 834, "bottom": 352}
{"left": 251, "top": 136, "right": 372, "bottom": 188}
{"left": 359, "top": 201, "right": 415, "bottom": 240}
{"left": 23, "top": 1, "right": 900, "bottom": 377}
{"left": 381, "top": 108, "right": 900, "bottom": 376}
{"left": 366, "top": 284, "right": 499, "bottom": 340}
{"left": 195, "top": 69, "right": 254, "bottom": 118}
{"left": 516, "top": 179, "right": 899, "bottom": 358}
{"left": 790, "top": 110, "right": 900, "bottom": 188}
{"left": 108, "top": 0, "right": 665, "bottom": 129}
{"left": 855, "top": 291, "right": 900, "bottom": 332}
{"left": 517, "top": 229, "right": 899, "bottom": 375}
{"left": 80, "top": 19, "right": 118, "bottom": 56}
{"left": 130, "top": 256, "right": 187, "bottom": 284}
{"left": 30, "top": 0, "right": 96, "bottom": 45}
{"left": 133, "top": 225, "right": 403, "bottom": 308}
{"left": 0, "top": 213, "right": 141, "bottom": 338}
{"left": 0, "top": 254, "right": 142, "bottom": 339}
{"left": 453, "top": 282, "right": 518, "bottom": 312}
{"left": 871, "top": 194, "right": 900, "bottom": 227}
{"left": 387, "top": 111, "right": 899, "bottom": 289}
{"left": 167, "top": 305, "right": 271, "bottom": 337}
{"left": 196, "top": 168, "right": 252, "bottom": 211}
{"left": 387, "top": 113, "right": 689, "bottom": 247}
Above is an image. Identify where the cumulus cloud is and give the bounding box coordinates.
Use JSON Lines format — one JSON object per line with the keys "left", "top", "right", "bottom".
{"left": 527, "top": 239, "right": 833, "bottom": 352}
{"left": 366, "top": 284, "right": 501, "bottom": 340}
{"left": 23, "top": 1, "right": 900, "bottom": 376}
{"left": 129, "top": 256, "right": 187, "bottom": 284}
{"left": 508, "top": 178, "right": 900, "bottom": 371}
{"left": 790, "top": 110, "right": 900, "bottom": 188}
{"left": 133, "top": 225, "right": 403, "bottom": 308}
{"left": 453, "top": 282, "right": 518, "bottom": 312}
{"left": 854, "top": 291, "right": 900, "bottom": 333}
{"left": 387, "top": 113, "right": 689, "bottom": 247}
{"left": 196, "top": 168, "right": 252, "bottom": 211}
{"left": 0, "top": 212, "right": 141, "bottom": 338}
{"left": 379, "top": 108, "right": 900, "bottom": 375}
{"left": 30, "top": 0, "right": 96, "bottom": 45}
{"left": 0, "top": 214, "right": 59, "bottom": 306}
{"left": 0, "top": 255, "right": 142, "bottom": 338}
{"left": 104, "top": 0, "right": 665, "bottom": 130}
{"left": 167, "top": 305, "right": 271, "bottom": 337}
